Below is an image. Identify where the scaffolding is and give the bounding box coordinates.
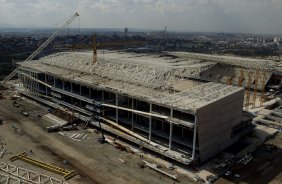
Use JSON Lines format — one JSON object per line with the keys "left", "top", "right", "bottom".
{"left": 260, "top": 72, "right": 268, "bottom": 107}
{"left": 244, "top": 72, "right": 253, "bottom": 110}
{"left": 17, "top": 69, "right": 39, "bottom": 97}
{"left": 227, "top": 76, "right": 234, "bottom": 85}
{"left": 0, "top": 162, "right": 68, "bottom": 184}
{"left": 10, "top": 152, "right": 75, "bottom": 180}
{"left": 238, "top": 69, "right": 245, "bottom": 87}
{"left": 252, "top": 70, "right": 260, "bottom": 108}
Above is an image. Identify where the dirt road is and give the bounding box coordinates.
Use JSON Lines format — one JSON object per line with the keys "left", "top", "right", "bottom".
{"left": 0, "top": 95, "right": 194, "bottom": 184}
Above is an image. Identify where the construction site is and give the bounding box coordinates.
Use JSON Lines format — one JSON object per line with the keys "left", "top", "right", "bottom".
{"left": 1, "top": 12, "right": 282, "bottom": 184}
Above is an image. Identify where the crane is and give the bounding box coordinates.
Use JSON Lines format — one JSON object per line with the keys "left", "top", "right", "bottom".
{"left": 1, "top": 12, "right": 79, "bottom": 85}
{"left": 155, "top": 26, "right": 167, "bottom": 55}
{"left": 66, "top": 34, "right": 146, "bottom": 64}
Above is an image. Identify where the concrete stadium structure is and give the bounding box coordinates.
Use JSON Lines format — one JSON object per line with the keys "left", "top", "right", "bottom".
{"left": 169, "top": 52, "right": 282, "bottom": 91}
{"left": 15, "top": 51, "right": 253, "bottom": 164}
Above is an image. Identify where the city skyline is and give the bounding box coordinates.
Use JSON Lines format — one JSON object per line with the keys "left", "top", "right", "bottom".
{"left": 0, "top": 0, "right": 282, "bottom": 34}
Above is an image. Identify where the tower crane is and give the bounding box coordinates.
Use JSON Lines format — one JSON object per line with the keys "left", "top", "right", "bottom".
{"left": 66, "top": 34, "right": 146, "bottom": 64}
{"left": 1, "top": 12, "right": 79, "bottom": 85}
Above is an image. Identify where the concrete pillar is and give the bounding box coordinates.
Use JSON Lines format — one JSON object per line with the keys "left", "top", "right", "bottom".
{"left": 102, "top": 90, "right": 105, "bottom": 116}
{"left": 169, "top": 109, "right": 173, "bottom": 150}
{"left": 192, "top": 114, "right": 197, "bottom": 160}
{"left": 37, "top": 73, "right": 39, "bottom": 96}
{"left": 127, "top": 98, "right": 130, "bottom": 119}
{"left": 169, "top": 122, "right": 173, "bottom": 150}
{"left": 131, "top": 99, "right": 134, "bottom": 131}
{"left": 89, "top": 88, "right": 91, "bottom": 98}
{"left": 45, "top": 74, "right": 47, "bottom": 95}
{"left": 116, "top": 94, "right": 119, "bottom": 124}
{"left": 149, "top": 103, "right": 152, "bottom": 141}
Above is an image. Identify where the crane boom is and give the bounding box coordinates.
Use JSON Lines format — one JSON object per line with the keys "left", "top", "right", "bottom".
{"left": 1, "top": 12, "right": 79, "bottom": 84}
{"left": 25, "top": 12, "right": 79, "bottom": 62}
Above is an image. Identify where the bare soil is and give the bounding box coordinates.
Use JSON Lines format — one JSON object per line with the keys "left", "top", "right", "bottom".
{"left": 0, "top": 90, "right": 195, "bottom": 184}
{"left": 216, "top": 133, "right": 282, "bottom": 184}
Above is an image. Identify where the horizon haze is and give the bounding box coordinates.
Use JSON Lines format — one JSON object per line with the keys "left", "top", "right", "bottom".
{"left": 0, "top": 0, "right": 281, "bottom": 34}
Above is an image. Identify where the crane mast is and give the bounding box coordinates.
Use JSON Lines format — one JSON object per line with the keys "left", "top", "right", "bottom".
{"left": 67, "top": 34, "right": 146, "bottom": 64}
{"left": 1, "top": 12, "right": 79, "bottom": 84}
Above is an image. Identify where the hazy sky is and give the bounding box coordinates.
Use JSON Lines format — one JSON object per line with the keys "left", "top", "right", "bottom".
{"left": 0, "top": 0, "right": 282, "bottom": 34}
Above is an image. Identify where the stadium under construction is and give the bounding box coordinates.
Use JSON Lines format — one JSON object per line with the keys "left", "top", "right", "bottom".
{"left": 12, "top": 50, "right": 282, "bottom": 164}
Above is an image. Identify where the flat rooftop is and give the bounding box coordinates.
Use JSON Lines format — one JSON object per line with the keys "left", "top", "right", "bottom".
{"left": 18, "top": 51, "right": 243, "bottom": 113}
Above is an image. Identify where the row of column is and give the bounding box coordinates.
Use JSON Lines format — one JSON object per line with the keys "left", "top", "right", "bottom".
{"left": 50, "top": 76, "right": 198, "bottom": 159}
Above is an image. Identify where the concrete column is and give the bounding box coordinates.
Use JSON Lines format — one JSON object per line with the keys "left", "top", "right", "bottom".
{"left": 102, "top": 90, "right": 105, "bottom": 116}
{"left": 169, "top": 122, "right": 173, "bottom": 150}
{"left": 45, "top": 74, "right": 47, "bottom": 95}
{"left": 131, "top": 99, "right": 134, "bottom": 131}
{"left": 192, "top": 114, "right": 197, "bottom": 160}
{"left": 116, "top": 94, "right": 119, "bottom": 124}
{"left": 37, "top": 73, "right": 39, "bottom": 96}
{"left": 169, "top": 109, "right": 173, "bottom": 150}
{"left": 149, "top": 103, "right": 152, "bottom": 141}
{"left": 89, "top": 88, "right": 91, "bottom": 98}
{"left": 127, "top": 98, "right": 130, "bottom": 120}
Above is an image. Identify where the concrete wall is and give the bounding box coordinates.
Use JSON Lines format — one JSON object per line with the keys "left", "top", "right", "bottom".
{"left": 197, "top": 89, "right": 244, "bottom": 162}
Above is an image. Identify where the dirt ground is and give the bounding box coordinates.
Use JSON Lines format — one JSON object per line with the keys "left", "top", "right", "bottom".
{"left": 0, "top": 89, "right": 195, "bottom": 184}
{"left": 3, "top": 87, "right": 281, "bottom": 184}
{"left": 216, "top": 133, "right": 282, "bottom": 184}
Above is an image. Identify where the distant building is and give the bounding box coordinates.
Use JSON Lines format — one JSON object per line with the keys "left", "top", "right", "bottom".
{"left": 124, "top": 27, "right": 128, "bottom": 38}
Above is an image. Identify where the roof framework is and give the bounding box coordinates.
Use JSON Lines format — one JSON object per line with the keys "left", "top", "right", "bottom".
{"left": 171, "top": 52, "right": 277, "bottom": 71}
{"left": 169, "top": 51, "right": 277, "bottom": 71}
{"left": 18, "top": 51, "right": 243, "bottom": 112}
{"left": 160, "top": 82, "right": 240, "bottom": 111}
{"left": 40, "top": 52, "right": 173, "bottom": 89}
